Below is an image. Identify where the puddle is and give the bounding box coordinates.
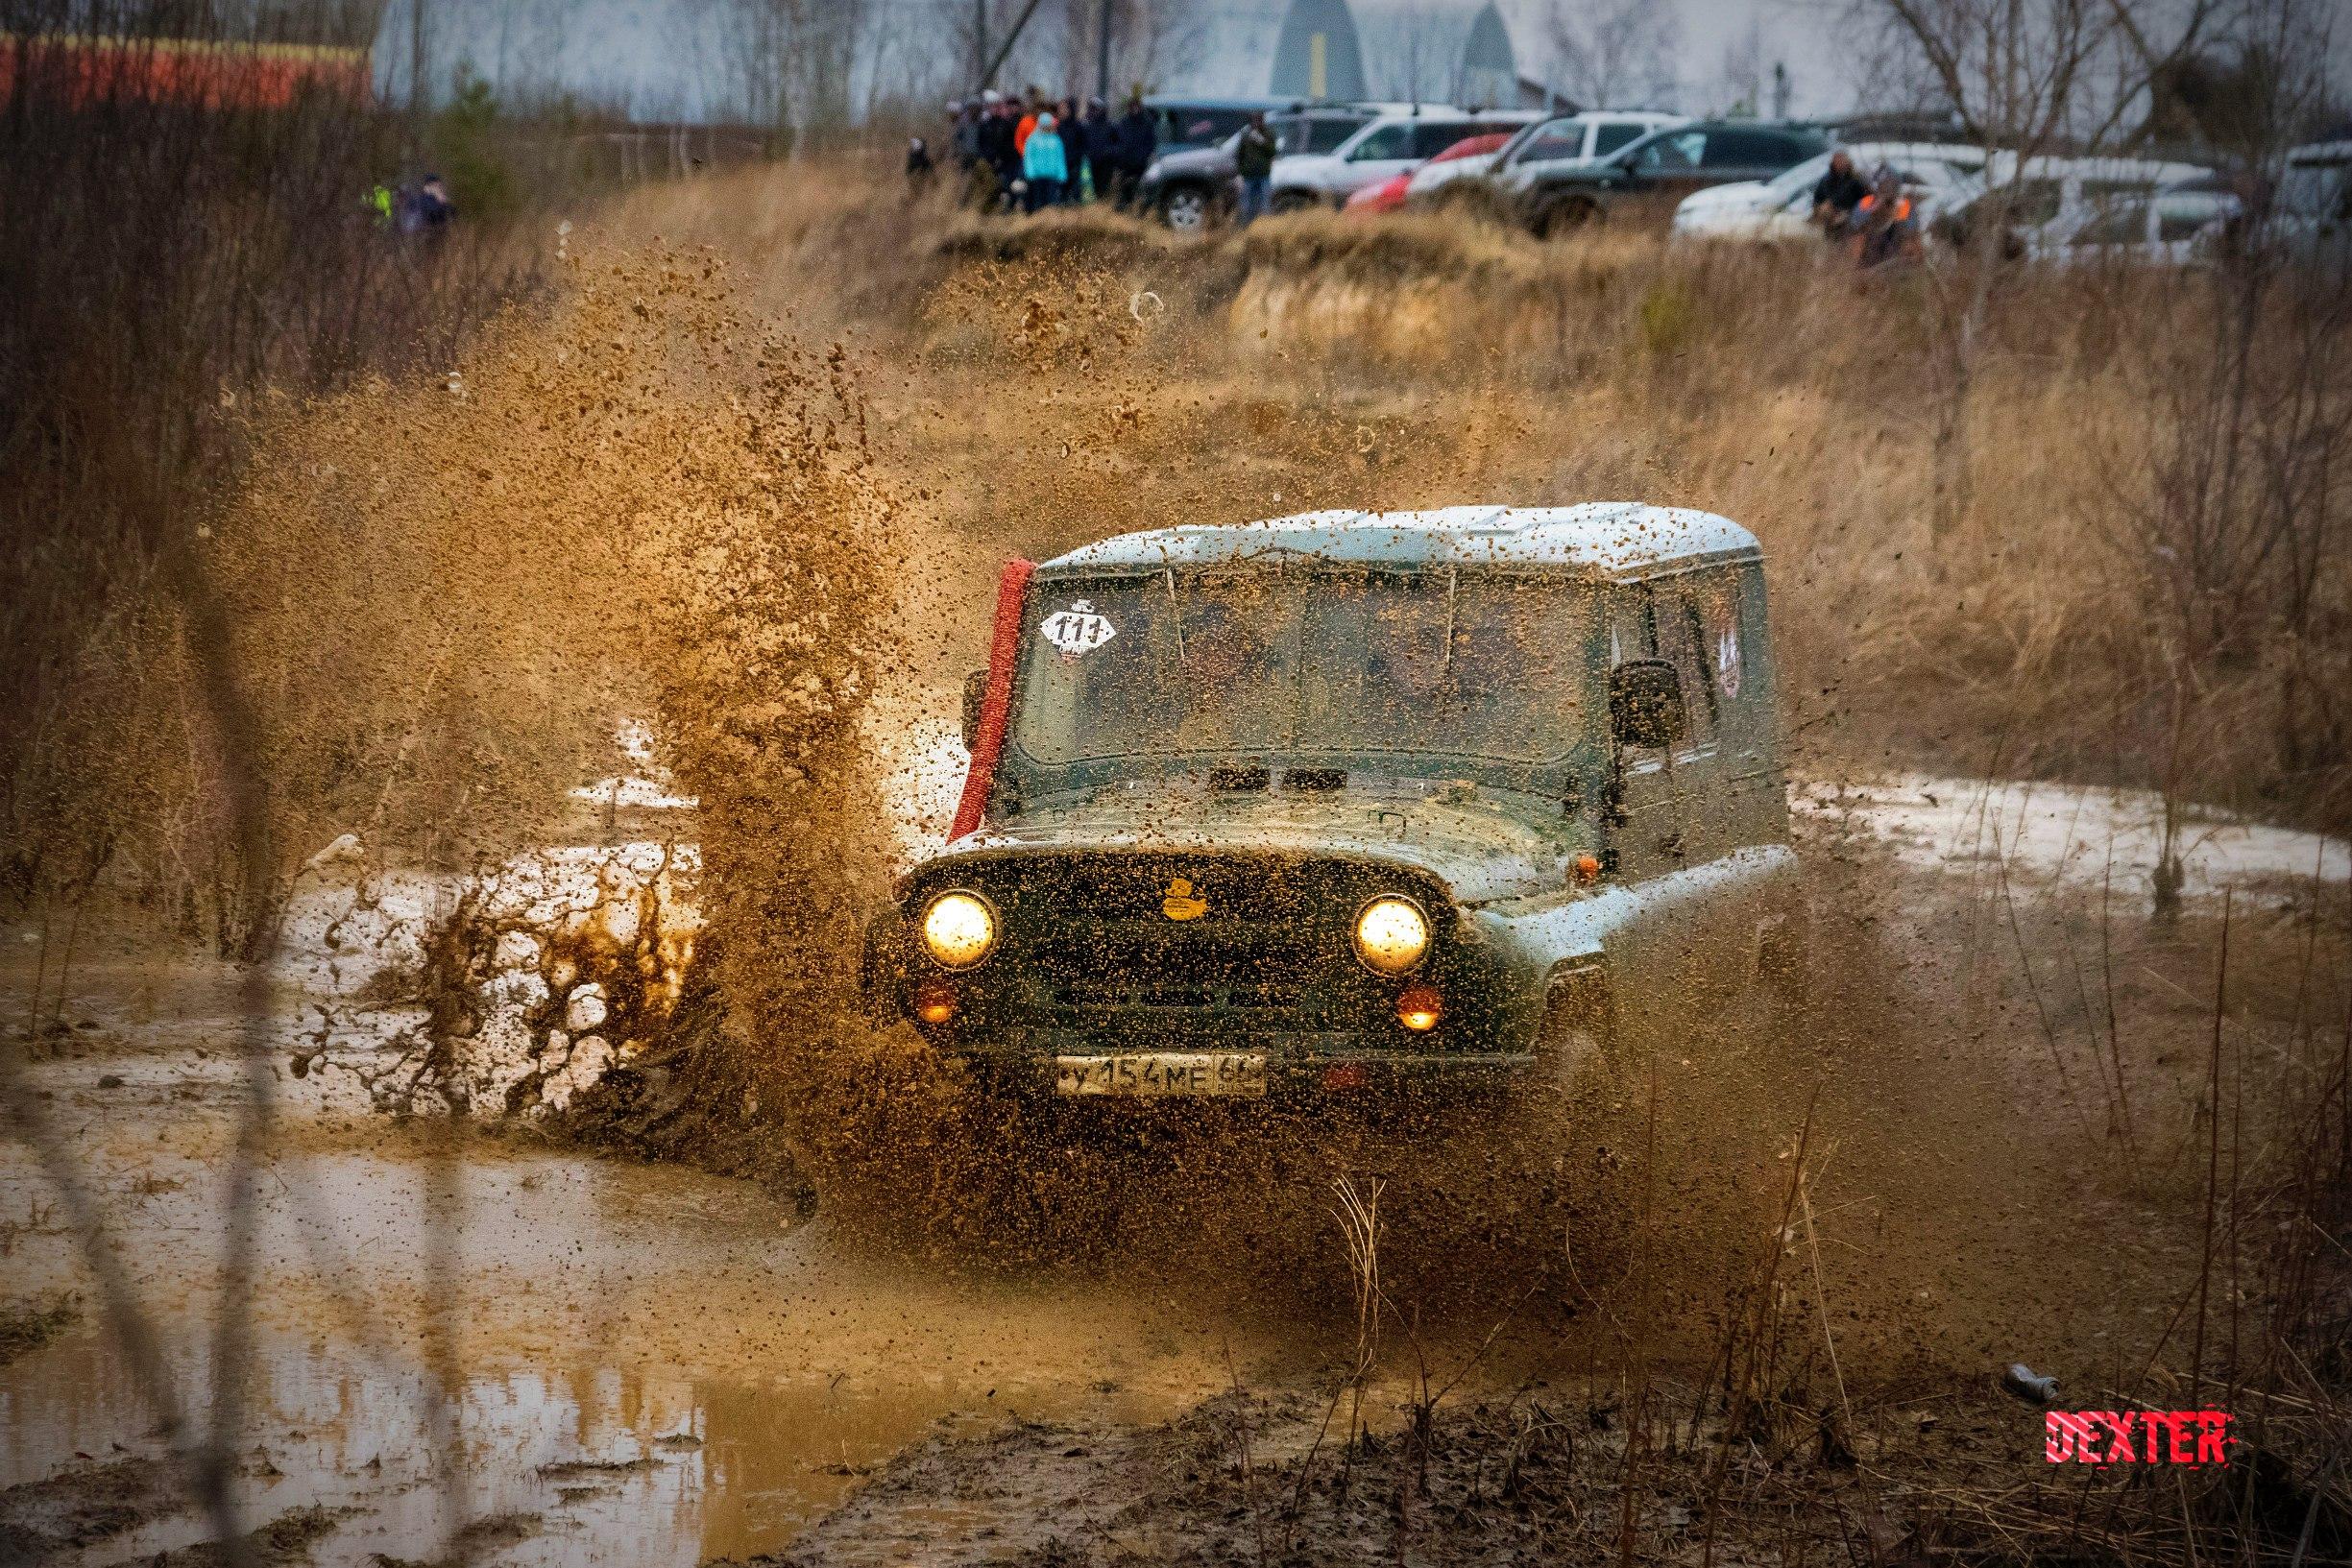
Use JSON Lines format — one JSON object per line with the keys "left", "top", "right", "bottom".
{"left": 5, "top": 1327, "right": 1176, "bottom": 1566}
{"left": 1794, "top": 774, "right": 2348, "bottom": 907}
{"left": 0, "top": 1069, "right": 1252, "bottom": 1566}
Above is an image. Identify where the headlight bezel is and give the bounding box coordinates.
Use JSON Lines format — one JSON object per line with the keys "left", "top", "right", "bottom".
{"left": 919, "top": 888, "right": 1000, "bottom": 971}
{"left": 1351, "top": 893, "right": 1433, "bottom": 977}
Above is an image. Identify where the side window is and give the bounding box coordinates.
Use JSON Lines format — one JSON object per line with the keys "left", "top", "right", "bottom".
{"left": 1346, "top": 124, "right": 1412, "bottom": 161}
{"left": 1606, "top": 590, "right": 1651, "bottom": 668}
{"left": 2154, "top": 210, "right": 2205, "bottom": 243}
{"left": 1516, "top": 117, "right": 1586, "bottom": 162}
{"left": 1305, "top": 116, "right": 1361, "bottom": 153}
{"left": 1703, "top": 130, "right": 1771, "bottom": 167}
{"left": 1409, "top": 122, "right": 1476, "bottom": 157}
{"left": 1650, "top": 582, "right": 1720, "bottom": 750}
{"left": 1592, "top": 121, "right": 1645, "bottom": 157}
{"left": 1638, "top": 131, "right": 1705, "bottom": 171}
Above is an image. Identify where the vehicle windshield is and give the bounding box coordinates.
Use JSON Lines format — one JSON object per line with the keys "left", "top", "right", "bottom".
{"left": 1763, "top": 151, "right": 1833, "bottom": 202}
{"left": 1221, "top": 117, "right": 1366, "bottom": 157}
{"left": 1008, "top": 570, "right": 1591, "bottom": 778}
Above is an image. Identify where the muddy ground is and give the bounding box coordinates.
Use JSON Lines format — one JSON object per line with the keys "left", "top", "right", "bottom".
{"left": 6, "top": 794, "right": 2343, "bottom": 1565}
{"left": 5, "top": 187, "right": 2350, "bottom": 1567}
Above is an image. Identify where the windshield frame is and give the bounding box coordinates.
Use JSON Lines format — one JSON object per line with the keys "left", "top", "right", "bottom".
{"left": 995, "top": 564, "right": 1609, "bottom": 812}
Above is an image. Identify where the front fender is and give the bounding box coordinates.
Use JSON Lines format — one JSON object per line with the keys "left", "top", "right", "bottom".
{"left": 1471, "top": 843, "right": 1801, "bottom": 1047}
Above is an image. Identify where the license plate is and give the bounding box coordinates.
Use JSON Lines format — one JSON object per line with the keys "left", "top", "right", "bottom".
{"left": 1053, "top": 1052, "right": 1268, "bottom": 1098}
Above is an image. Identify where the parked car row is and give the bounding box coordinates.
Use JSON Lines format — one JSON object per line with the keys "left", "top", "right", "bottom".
{"left": 1136, "top": 102, "right": 1831, "bottom": 237}
{"left": 1132, "top": 94, "right": 2346, "bottom": 270}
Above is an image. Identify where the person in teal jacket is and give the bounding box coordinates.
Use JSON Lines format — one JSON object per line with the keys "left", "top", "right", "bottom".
{"left": 1021, "top": 111, "right": 1068, "bottom": 211}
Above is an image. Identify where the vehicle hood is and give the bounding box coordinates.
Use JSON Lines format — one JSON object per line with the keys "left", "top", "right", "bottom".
{"left": 1144, "top": 145, "right": 1232, "bottom": 182}
{"left": 1407, "top": 154, "right": 1495, "bottom": 191}
{"left": 929, "top": 787, "right": 1582, "bottom": 906}
{"left": 1677, "top": 180, "right": 1769, "bottom": 214}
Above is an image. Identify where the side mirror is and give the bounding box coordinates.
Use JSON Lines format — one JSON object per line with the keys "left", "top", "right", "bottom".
{"left": 959, "top": 667, "right": 990, "bottom": 752}
{"left": 1610, "top": 659, "right": 1685, "bottom": 751}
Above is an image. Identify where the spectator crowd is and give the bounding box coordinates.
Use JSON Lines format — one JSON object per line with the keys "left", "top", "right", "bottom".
{"left": 930, "top": 88, "right": 1159, "bottom": 212}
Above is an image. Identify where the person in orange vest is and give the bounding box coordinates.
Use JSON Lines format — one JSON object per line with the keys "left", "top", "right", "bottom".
{"left": 1015, "top": 89, "right": 1041, "bottom": 156}
{"left": 1854, "top": 166, "right": 1919, "bottom": 268}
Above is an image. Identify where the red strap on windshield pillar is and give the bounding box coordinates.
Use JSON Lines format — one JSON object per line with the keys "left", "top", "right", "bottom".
{"left": 948, "top": 558, "right": 1036, "bottom": 842}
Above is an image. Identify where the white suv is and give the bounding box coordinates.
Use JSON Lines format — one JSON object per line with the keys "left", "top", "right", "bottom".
{"left": 1671, "top": 143, "right": 1989, "bottom": 242}
{"left": 1270, "top": 108, "right": 1538, "bottom": 210}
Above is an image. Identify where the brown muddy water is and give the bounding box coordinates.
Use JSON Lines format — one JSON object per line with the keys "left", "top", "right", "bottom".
{"left": 0, "top": 987, "right": 1253, "bottom": 1567}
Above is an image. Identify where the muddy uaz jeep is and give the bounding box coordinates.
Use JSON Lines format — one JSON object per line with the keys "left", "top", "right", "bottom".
{"left": 861, "top": 505, "right": 1801, "bottom": 1103}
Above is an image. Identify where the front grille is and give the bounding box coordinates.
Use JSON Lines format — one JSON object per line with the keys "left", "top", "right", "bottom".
{"left": 1051, "top": 974, "right": 1308, "bottom": 1013}
{"left": 1036, "top": 924, "right": 1321, "bottom": 1019}
{"left": 925, "top": 851, "right": 1437, "bottom": 1036}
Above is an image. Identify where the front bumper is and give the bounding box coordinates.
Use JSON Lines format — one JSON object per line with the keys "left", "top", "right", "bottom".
{"left": 955, "top": 1034, "right": 1538, "bottom": 1107}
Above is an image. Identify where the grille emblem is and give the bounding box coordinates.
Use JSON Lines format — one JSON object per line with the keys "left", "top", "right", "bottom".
{"left": 1161, "top": 877, "right": 1207, "bottom": 922}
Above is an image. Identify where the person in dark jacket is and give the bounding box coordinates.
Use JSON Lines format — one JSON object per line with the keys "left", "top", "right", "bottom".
{"left": 1809, "top": 150, "right": 1868, "bottom": 239}
{"left": 1233, "top": 112, "right": 1276, "bottom": 226}
{"left": 949, "top": 100, "right": 979, "bottom": 169}
{"left": 1111, "top": 92, "right": 1156, "bottom": 210}
{"left": 1079, "top": 98, "right": 1116, "bottom": 203}
{"left": 977, "top": 91, "right": 1020, "bottom": 207}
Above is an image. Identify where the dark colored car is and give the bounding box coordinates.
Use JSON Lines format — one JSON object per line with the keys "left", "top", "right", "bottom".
{"left": 861, "top": 504, "right": 1802, "bottom": 1112}
{"left": 1143, "top": 96, "right": 1307, "bottom": 156}
{"left": 1503, "top": 120, "right": 1831, "bottom": 235}
{"left": 1138, "top": 107, "right": 1376, "bottom": 229}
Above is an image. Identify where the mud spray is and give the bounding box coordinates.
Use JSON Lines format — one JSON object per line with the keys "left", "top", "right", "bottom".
{"left": 210, "top": 244, "right": 906, "bottom": 1178}
{"left": 207, "top": 229, "right": 1671, "bottom": 1321}
{"left": 206, "top": 210, "right": 2348, "bottom": 1399}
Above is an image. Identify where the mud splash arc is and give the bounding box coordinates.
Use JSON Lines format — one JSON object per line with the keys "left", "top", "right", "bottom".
{"left": 207, "top": 244, "right": 917, "bottom": 1133}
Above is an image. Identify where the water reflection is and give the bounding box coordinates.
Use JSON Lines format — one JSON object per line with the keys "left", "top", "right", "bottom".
{"left": 0, "top": 1093, "right": 1229, "bottom": 1567}
{"left": 5, "top": 1321, "right": 1173, "bottom": 1566}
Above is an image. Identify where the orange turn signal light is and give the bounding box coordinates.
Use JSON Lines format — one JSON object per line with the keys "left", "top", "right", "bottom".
{"left": 1395, "top": 983, "right": 1443, "bottom": 1032}
{"left": 914, "top": 980, "right": 958, "bottom": 1025}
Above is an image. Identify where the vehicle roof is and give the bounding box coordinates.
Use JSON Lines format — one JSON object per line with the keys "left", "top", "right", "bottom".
{"left": 1145, "top": 95, "right": 1303, "bottom": 110}
{"left": 1352, "top": 105, "right": 1533, "bottom": 126}
{"left": 1551, "top": 109, "right": 1685, "bottom": 123}
{"left": 1831, "top": 140, "right": 1988, "bottom": 166}
{"left": 1037, "top": 504, "right": 1761, "bottom": 578}
{"left": 1986, "top": 152, "right": 2212, "bottom": 181}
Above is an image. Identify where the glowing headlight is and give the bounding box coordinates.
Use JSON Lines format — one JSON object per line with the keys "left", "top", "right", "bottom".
{"left": 921, "top": 890, "right": 998, "bottom": 970}
{"left": 1352, "top": 895, "right": 1430, "bottom": 976}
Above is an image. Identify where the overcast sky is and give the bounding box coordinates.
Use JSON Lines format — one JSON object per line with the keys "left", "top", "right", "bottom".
{"left": 374, "top": 0, "right": 2345, "bottom": 128}
{"left": 1171, "top": 0, "right": 1870, "bottom": 116}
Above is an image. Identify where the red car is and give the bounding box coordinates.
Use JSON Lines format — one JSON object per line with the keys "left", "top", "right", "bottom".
{"left": 1343, "top": 133, "right": 1515, "bottom": 214}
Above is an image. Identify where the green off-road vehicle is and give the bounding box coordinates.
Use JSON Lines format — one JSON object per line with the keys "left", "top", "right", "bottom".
{"left": 862, "top": 504, "right": 1801, "bottom": 1105}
